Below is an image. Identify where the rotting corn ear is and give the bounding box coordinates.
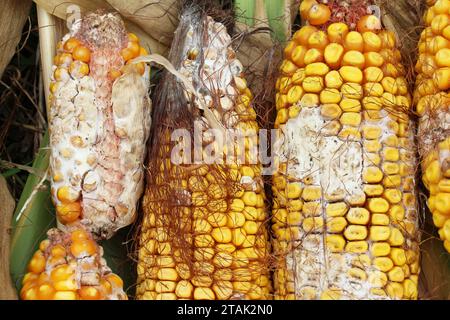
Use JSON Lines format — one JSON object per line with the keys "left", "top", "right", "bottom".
{"left": 136, "top": 9, "right": 271, "bottom": 300}
{"left": 273, "top": 0, "right": 420, "bottom": 300}
{"left": 49, "top": 11, "right": 151, "bottom": 239}
{"left": 21, "top": 227, "right": 127, "bottom": 300}
{"left": 414, "top": 0, "right": 450, "bottom": 253}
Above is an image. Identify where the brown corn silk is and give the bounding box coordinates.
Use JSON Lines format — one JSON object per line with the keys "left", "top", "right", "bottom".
{"left": 48, "top": 11, "right": 151, "bottom": 239}
{"left": 414, "top": 0, "right": 450, "bottom": 253}
{"left": 136, "top": 8, "right": 271, "bottom": 300}
{"left": 272, "top": 0, "right": 420, "bottom": 299}
{"left": 21, "top": 227, "right": 127, "bottom": 300}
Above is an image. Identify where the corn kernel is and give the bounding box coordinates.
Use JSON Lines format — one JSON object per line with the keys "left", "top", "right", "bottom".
{"left": 326, "top": 202, "right": 348, "bottom": 217}
{"left": 325, "top": 70, "right": 343, "bottom": 89}
{"left": 344, "top": 225, "right": 368, "bottom": 240}
{"left": 326, "top": 235, "right": 346, "bottom": 252}
{"left": 324, "top": 43, "right": 344, "bottom": 68}
{"left": 345, "top": 241, "right": 368, "bottom": 253}
{"left": 373, "top": 257, "right": 394, "bottom": 272}
{"left": 344, "top": 31, "right": 364, "bottom": 51}
{"left": 340, "top": 66, "right": 363, "bottom": 83}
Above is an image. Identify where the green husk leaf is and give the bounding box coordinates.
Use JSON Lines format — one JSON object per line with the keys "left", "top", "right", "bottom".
{"left": 234, "top": 0, "right": 256, "bottom": 26}
{"left": 264, "top": 0, "right": 289, "bottom": 42}
{"left": 9, "top": 131, "right": 54, "bottom": 291}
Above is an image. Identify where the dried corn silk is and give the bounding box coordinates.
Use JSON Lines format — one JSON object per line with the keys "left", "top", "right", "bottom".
{"left": 272, "top": 0, "right": 420, "bottom": 300}
{"left": 21, "top": 227, "right": 127, "bottom": 300}
{"left": 414, "top": 0, "right": 450, "bottom": 253}
{"left": 49, "top": 11, "right": 151, "bottom": 239}
{"left": 136, "top": 9, "right": 271, "bottom": 300}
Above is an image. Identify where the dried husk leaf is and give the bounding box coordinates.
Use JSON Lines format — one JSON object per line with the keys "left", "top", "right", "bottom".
{"left": 0, "top": 0, "right": 33, "bottom": 77}
{"left": 0, "top": 176, "right": 17, "bottom": 300}
{"left": 105, "top": 0, "right": 180, "bottom": 48}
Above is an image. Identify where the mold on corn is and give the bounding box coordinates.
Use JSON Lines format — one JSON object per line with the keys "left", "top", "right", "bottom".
{"left": 49, "top": 11, "right": 151, "bottom": 239}
{"left": 272, "top": 0, "right": 420, "bottom": 300}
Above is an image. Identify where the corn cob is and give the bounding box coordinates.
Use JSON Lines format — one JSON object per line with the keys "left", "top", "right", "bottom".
{"left": 136, "top": 10, "right": 271, "bottom": 300}
{"left": 272, "top": 0, "right": 420, "bottom": 299}
{"left": 21, "top": 227, "right": 127, "bottom": 300}
{"left": 414, "top": 0, "right": 450, "bottom": 253}
{"left": 49, "top": 11, "right": 151, "bottom": 239}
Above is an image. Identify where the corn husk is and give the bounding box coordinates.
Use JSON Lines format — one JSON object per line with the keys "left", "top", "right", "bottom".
{"left": 0, "top": 176, "right": 17, "bottom": 299}
{"left": 0, "top": 0, "right": 33, "bottom": 77}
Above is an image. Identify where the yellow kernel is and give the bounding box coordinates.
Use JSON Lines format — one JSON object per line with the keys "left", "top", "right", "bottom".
{"left": 327, "top": 22, "right": 349, "bottom": 43}
{"left": 326, "top": 235, "right": 346, "bottom": 252}
{"left": 304, "top": 48, "right": 324, "bottom": 64}
{"left": 371, "top": 213, "right": 390, "bottom": 225}
{"left": 341, "top": 83, "right": 363, "bottom": 99}
{"left": 344, "top": 225, "right": 368, "bottom": 240}
{"left": 371, "top": 242, "right": 391, "bottom": 257}
{"left": 343, "top": 50, "right": 365, "bottom": 68}
{"left": 367, "top": 197, "right": 390, "bottom": 213}
{"left": 346, "top": 208, "right": 370, "bottom": 225}
{"left": 320, "top": 88, "right": 341, "bottom": 104}
{"left": 324, "top": 43, "right": 345, "bottom": 68}
{"left": 340, "top": 112, "right": 361, "bottom": 126}
{"left": 302, "top": 76, "right": 324, "bottom": 93}
{"left": 373, "top": 257, "right": 394, "bottom": 272}
{"left": 363, "top": 166, "right": 383, "bottom": 183}
{"left": 339, "top": 66, "right": 363, "bottom": 83}
{"left": 325, "top": 70, "right": 344, "bottom": 89}
{"left": 344, "top": 31, "right": 364, "bottom": 51}
{"left": 326, "top": 202, "right": 348, "bottom": 217}
{"left": 345, "top": 241, "right": 368, "bottom": 253}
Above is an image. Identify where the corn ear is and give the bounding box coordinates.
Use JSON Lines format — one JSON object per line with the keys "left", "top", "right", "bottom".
{"left": 272, "top": 0, "right": 421, "bottom": 300}
{"left": 414, "top": 0, "right": 450, "bottom": 253}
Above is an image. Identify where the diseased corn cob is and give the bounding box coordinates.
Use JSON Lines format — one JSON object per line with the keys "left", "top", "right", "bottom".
{"left": 272, "top": 0, "right": 420, "bottom": 300}
{"left": 414, "top": 0, "right": 450, "bottom": 252}
{"left": 136, "top": 9, "right": 271, "bottom": 300}
{"left": 21, "top": 227, "right": 127, "bottom": 300}
{"left": 49, "top": 11, "right": 151, "bottom": 239}
{"left": 21, "top": 10, "right": 152, "bottom": 300}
